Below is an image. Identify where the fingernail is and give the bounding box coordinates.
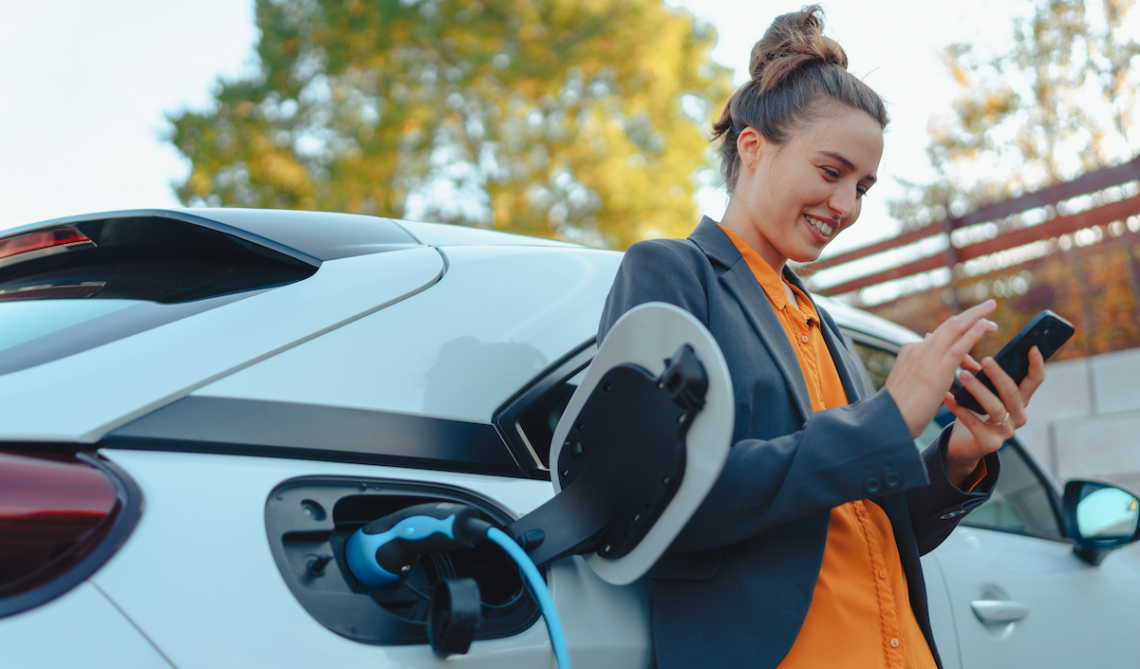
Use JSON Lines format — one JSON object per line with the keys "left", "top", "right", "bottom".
{"left": 960, "top": 370, "right": 974, "bottom": 382}
{"left": 983, "top": 357, "right": 996, "bottom": 370}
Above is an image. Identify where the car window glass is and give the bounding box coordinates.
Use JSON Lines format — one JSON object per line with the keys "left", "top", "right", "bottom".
{"left": 852, "top": 341, "right": 895, "bottom": 394}
{"left": 850, "top": 338, "right": 1063, "bottom": 540}
{"left": 963, "top": 442, "right": 1063, "bottom": 540}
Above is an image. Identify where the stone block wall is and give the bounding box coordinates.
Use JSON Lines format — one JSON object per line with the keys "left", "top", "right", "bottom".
{"left": 1017, "top": 347, "right": 1140, "bottom": 492}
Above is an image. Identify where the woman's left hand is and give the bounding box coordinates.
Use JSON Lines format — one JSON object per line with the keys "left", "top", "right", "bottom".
{"left": 941, "top": 346, "right": 1047, "bottom": 488}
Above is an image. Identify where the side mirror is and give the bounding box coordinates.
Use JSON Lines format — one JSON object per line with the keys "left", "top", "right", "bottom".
{"left": 1063, "top": 480, "right": 1140, "bottom": 566}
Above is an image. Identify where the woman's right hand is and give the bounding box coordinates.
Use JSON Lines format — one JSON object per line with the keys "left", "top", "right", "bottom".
{"left": 884, "top": 300, "right": 998, "bottom": 437}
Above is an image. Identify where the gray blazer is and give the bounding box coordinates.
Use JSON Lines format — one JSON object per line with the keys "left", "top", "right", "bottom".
{"left": 598, "top": 217, "right": 999, "bottom": 669}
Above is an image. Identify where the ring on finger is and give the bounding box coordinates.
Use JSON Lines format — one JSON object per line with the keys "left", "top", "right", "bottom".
{"left": 994, "top": 412, "right": 1010, "bottom": 428}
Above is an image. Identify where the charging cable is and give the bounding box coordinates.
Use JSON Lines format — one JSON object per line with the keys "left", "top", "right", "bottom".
{"left": 345, "top": 502, "right": 572, "bottom": 669}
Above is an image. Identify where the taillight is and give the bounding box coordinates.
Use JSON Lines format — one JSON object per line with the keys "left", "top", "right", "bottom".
{"left": 0, "top": 450, "right": 140, "bottom": 617}
{"left": 0, "top": 227, "right": 93, "bottom": 262}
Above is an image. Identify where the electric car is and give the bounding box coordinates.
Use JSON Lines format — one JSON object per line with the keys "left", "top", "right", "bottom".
{"left": 2, "top": 208, "right": 1139, "bottom": 669}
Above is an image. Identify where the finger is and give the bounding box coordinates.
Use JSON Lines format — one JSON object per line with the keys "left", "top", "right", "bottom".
{"left": 944, "top": 392, "right": 1004, "bottom": 455}
{"left": 933, "top": 300, "right": 997, "bottom": 342}
{"left": 942, "top": 318, "right": 996, "bottom": 370}
{"left": 1014, "top": 345, "right": 1047, "bottom": 408}
{"left": 960, "top": 352, "right": 982, "bottom": 373}
{"left": 927, "top": 302, "right": 997, "bottom": 361}
{"left": 956, "top": 368, "right": 1009, "bottom": 424}
{"left": 979, "top": 356, "right": 1027, "bottom": 428}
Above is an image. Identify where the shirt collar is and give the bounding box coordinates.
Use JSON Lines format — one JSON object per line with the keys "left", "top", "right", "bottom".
{"left": 717, "top": 224, "right": 819, "bottom": 322}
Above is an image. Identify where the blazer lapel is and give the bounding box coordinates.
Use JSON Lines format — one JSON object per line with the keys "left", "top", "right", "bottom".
{"left": 689, "top": 219, "right": 815, "bottom": 423}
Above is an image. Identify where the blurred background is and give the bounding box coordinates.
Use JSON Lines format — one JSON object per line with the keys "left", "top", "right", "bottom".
{"left": 4, "top": 1, "right": 1140, "bottom": 487}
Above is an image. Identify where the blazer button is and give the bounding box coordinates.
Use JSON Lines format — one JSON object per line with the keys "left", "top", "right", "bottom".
{"left": 864, "top": 478, "right": 882, "bottom": 495}
{"left": 885, "top": 472, "right": 902, "bottom": 489}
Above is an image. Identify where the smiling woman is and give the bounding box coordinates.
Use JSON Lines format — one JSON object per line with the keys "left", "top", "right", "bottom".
{"left": 597, "top": 5, "right": 1050, "bottom": 669}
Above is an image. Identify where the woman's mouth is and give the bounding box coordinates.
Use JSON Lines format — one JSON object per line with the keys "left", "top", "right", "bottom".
{"left": 804, "top": 214, "right": 835, "bottom": 238}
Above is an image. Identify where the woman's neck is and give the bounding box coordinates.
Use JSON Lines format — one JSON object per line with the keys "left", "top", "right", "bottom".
{"left": 720, "top": 197, "right": 788, "bottom": 275}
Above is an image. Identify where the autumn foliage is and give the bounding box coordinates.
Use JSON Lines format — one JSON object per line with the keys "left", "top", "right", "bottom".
{"left": 167, "top": 0, "right": 733, "bottom": 249}
{"left": 863, "top": 229, "right": 1140, "bottom": 361}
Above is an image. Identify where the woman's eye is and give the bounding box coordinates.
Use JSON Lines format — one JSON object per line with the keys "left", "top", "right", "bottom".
{"left": 857, "top": 187, "right": 869, "bottom": 198}
{"left": 821, "top": 167, "right": 840, "bottom": 179}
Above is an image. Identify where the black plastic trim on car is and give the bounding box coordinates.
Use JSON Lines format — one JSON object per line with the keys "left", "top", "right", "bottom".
{"left": 265, "top": 477, "right": 542, "bottom": 645}
{"left": 0, "top": 448, "right": 144, "bottom": 619}
{"left": 493, "top": 339, "right": 596, "bottom": 478}
{"left": 5, "top": 208, "right": 423, "bottom": 264}
{"left": 104, "top": 396, "right": 525, "bottom": 478}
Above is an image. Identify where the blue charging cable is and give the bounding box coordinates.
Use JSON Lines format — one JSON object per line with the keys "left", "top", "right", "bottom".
{"left": 345, "top": 502, "right": 571, "bottom": 669}
{"left": 485, "top": 526, "right": 572, "bottom": 669}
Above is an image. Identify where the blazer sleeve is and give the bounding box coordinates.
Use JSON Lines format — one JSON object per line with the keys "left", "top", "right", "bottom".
{"left": 910, "top": 425, "right": 1001, "bottom": 555}
{"left": 600, "top": 240, "right": 918, "bottom": 551}
{"left": 600, "top": 238, "right": 999, "bottom": 556}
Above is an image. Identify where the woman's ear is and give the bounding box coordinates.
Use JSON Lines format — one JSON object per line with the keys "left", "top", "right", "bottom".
{"left": 736, "top": 126, "right": 765, "bottom": 172}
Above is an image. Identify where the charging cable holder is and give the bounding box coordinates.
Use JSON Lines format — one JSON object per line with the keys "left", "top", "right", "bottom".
{"left": 505, "top": 344, "right": 708, "bottom": 568}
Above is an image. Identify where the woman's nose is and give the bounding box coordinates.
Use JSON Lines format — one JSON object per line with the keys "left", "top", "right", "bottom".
{"left": 828, "top": 185, "right": 857, "bottom": 218}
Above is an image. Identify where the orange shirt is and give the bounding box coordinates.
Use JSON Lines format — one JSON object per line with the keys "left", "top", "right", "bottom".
{"left": 722, "top": 226, "right": 938, "bottom": 669}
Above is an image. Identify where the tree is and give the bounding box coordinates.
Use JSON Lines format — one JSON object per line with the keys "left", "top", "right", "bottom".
{"left": 890, "top": 0, "right": 1140, "bottom": 226}
{"left": 167, "top": 0, "right": 733, "bottom": 249}
{"left": 869, "top": 0, "right": 1140, "bottom": 358}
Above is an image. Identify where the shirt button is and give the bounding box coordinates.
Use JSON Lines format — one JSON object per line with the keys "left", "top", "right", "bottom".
{"left": 857, "top": 505, "right": 868, "bottom": 517}
{"left": 878, "top": 569, "right": 888, "bottom": 579}
{"left": 801, "top": 335, "right": 809, "bottom": 343}
{"left": 890, "top": 638, "right": 900, "bottom": 648}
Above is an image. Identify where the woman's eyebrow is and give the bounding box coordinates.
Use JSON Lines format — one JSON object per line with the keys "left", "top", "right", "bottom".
{"left": 820, "top": 151, "right": 877, "bottom": 183}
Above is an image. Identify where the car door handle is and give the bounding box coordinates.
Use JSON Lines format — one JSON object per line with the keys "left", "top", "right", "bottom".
{"left": 970, "top": 599, "right": 1030, "bottom": 624}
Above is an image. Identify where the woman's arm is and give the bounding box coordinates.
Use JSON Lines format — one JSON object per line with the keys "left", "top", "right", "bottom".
{"left": 601, "top": 240, "right": 927, "bottom": 552}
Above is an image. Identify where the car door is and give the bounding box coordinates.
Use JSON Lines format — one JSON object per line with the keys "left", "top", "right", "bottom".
{"left": 847, "top": 332, "right": 1140, "bottom": 669}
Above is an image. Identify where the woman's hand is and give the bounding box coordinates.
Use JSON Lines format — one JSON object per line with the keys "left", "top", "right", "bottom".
{"left": 941, "top": 346, "right": 1047, "bottom": 487}
{"left": 884, "top": 300, "right": 998, "bottom": 439}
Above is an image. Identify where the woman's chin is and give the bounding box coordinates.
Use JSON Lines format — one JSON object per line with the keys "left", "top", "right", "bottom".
{"left": 787, "top": 248, "right": 825, "bottom": 265}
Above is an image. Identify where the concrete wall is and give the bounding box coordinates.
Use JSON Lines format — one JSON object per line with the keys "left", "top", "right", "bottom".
{"left": 1016, "top": 347, "right": 1140, "bottom": 492}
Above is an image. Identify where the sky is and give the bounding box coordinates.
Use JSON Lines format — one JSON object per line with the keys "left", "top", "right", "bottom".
{"left": 0, "top": 0, "right": 1025, "bottom": 256}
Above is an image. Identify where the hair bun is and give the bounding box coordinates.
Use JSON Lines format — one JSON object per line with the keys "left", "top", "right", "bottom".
{"left": 749, "top": 4, "right": 848, "bottom": 93}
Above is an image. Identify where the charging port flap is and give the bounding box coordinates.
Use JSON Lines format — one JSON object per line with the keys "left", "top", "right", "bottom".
{"left": 508, "top": 302, "right": 734, "bottom": 585}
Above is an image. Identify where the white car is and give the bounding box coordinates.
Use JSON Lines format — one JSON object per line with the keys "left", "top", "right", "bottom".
{"left": 1, "top": 208, "right": 1138, "bottom": 668}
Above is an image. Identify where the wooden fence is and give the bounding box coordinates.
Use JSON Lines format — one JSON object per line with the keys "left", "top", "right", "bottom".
{"left": 804, "top": 157, "right": 1140, "bottom": 358}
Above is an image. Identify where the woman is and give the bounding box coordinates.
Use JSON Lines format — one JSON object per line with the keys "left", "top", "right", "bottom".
{"left": 598, "top": 6, "right": 1046, "bottom": 669}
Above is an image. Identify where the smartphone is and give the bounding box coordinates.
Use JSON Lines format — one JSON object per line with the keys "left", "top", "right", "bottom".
{"left": 950, "top": 309, "right": 1075, "bottom": 414}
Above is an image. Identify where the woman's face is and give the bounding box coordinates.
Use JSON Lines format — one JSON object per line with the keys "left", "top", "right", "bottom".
{"left": 726, "top": 106, "right": 884, "bottom": 270}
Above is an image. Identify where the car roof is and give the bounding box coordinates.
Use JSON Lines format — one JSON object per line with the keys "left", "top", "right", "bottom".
{"left": 814, "top": 294, "right": 922, "bottom": 346}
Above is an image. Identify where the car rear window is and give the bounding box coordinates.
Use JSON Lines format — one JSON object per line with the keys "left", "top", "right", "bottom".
{"left": 0, "top": 215, "right": 318, "bottom": 375}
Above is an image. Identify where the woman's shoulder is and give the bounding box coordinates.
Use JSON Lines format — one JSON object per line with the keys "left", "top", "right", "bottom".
{"left": 621, "top": 236, "right": 710, "bottom": 273}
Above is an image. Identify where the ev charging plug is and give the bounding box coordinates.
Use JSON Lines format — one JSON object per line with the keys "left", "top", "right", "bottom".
{"left": 344, "top": 501, "right": 572, "bottom": 668}
{"left": 345, "top": 501, "right": 490, "bottom": 589}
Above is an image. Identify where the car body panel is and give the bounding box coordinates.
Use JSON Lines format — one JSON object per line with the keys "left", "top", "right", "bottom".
{"left": 933, "top": 525, "right": 1140, "bottom": 668}
{"left": 195, "top": 246, "right": 621, "bottom": 424}
{"left": 0, "top": 247, "right": 442, "bottom": 442}
{"left": 392, "top": 219, "right": 576, "bottom": 248}
{"left": 0, "top": 582, "right": 172, "bottom": 668}
{"left": 91, "top": 448, "right": 649, "bottom": 668}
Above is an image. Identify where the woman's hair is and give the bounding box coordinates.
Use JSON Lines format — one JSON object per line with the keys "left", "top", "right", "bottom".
{"left": 712, "top": 4, "right": 889, "bottom": 194}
